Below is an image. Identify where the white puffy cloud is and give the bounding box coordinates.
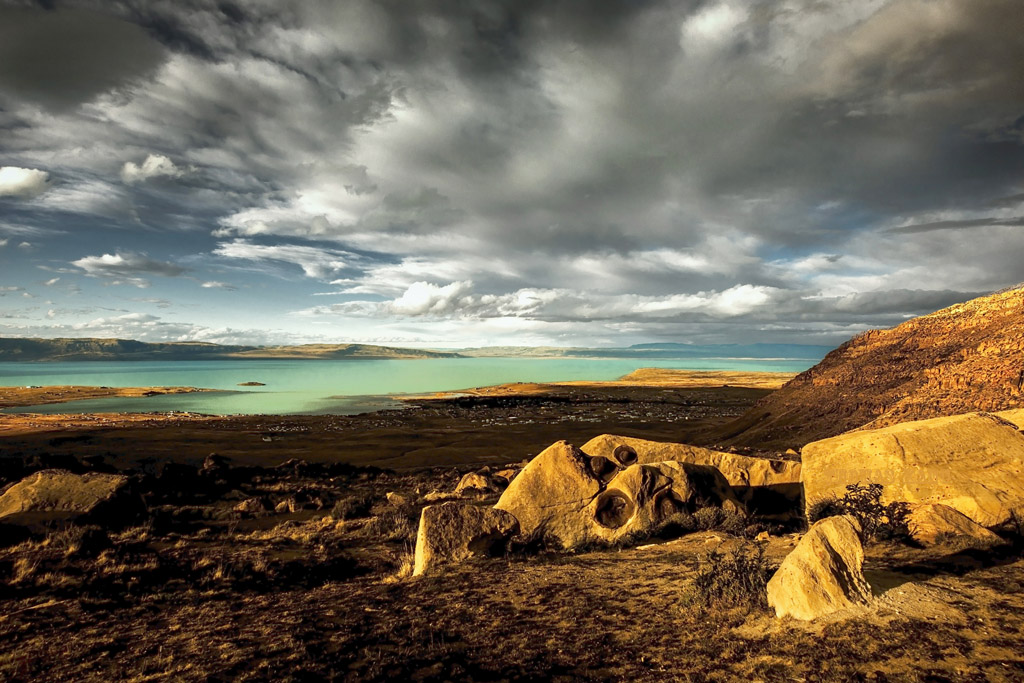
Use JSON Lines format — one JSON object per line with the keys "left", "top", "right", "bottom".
{"left": 120, "top": 154, "right": 187, "bottom": 184}
{"left": 201, "top": 281, "right": 237, "bottom": 290}
{"left": 0, "top": 167, "right": 50, "bottom": 198}
{"left": 314, "top": 281, "right": 788, "bottom": 322}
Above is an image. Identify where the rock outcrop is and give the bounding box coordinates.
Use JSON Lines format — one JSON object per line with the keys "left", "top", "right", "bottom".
{"left": 413, "top": 502, "right": 519, "bottom": 576}
{"left": 713, "top": 286, "right": 1024, "bottom": 449}
{"left": 767, "top": 515, "right": 872, "bottom": 620}
{"left": 454, "top": 471, "right": 502, "bottom": 496}
{"left": 0, "top": 469, "right": 144, "bottom": 527}
{"left": 906, "top": 503, "right": 1004, "bottom": 547}
{"left": 495, "top": 440, "right": 742, "bottom": 550}
{"left": 801, "top": 411, "right": 1024, "bottom": 527}
{"left": 582, "top": 434, "right": 801, "bottom": 513}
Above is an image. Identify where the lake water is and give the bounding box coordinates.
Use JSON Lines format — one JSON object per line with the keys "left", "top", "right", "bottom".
{"left": 0, "top": 357, "right": 816, "bottom": 416}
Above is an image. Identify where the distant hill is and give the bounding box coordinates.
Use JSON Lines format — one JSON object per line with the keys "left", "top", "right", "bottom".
{"left": 0, "top": 338, "right": 461, "bottom": 362}
{"left": 457, "top": 343, "right": 829, "bottom": 359}
{"left": 709, "top": 286, "right": 1024, "bottom": 449}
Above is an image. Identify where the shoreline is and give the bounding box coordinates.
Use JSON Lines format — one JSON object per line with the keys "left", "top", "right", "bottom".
{"left": 0, "top": 385, "right": 213, "bottom": 410}
{"left": 397, "top": 368, "right": 796, "bottom": 401}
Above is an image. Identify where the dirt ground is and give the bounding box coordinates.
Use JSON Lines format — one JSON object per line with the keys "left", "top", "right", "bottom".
{"left": 1, "top": 381, "right": 1023, "bottom": 681}
{"left": 2, "top": 502, "right": 1022, "bottom": 682}
{"left": 0, "top": 384, "right": 780, "bottom": 470}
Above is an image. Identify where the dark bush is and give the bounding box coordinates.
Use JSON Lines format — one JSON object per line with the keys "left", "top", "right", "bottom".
{"left": 331, "top": 494, "right": 376, "bottom": 521}
{"left": 359, "top": 507, "right": 418, "bottom": 544}
{"left": 807, "top": 483, "right": 911, "bottom": 543}
{"left": 687, "top": 542, "right": 771, "bottom": 610}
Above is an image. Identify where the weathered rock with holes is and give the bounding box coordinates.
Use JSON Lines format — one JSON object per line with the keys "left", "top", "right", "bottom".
{"left": 582, "top": 434, "right": 802, "bottom": 513}
{"left": 495, "top": 440, "right": 744, "bottom": 550}
{"left": 802, "top": 411, "right": 1024, "bottom": 527}
{"left": 412, "top": 502, "right": 519, "bottom": 576}
{"left": 0, "top": 469, "right": 145, "bottom": 528}
{"left": 767, "top": 515, "right": 872, "bottom": 620}
{"left": 907, "top": 503, "right": 1004, "bottom": 547}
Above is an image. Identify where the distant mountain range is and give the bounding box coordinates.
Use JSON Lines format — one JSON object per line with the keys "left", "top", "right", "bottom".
{"left": 0, "top": 338, "right": 459, "bottom": 362}
{"left": 0, "top": 337, "right": 831, "bottom": 362}
{"left": 457, "top": 343, "right": 831, "bottom": 359}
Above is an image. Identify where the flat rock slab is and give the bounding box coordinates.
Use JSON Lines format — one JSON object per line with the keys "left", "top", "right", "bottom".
{"left": 0, "top": 469, "right": 143, "bottom": 528}
{"left": 767, "top": 515, "right": 872, "bottom": 621}
{"left": 907, "top": 503, "right": 1004, "bottom": 547}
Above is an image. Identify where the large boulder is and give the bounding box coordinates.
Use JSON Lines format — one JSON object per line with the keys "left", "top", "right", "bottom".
{"left": 413, "top": 502, "right": 519, "bottom": 576}
{"left": 906, "top": 503, "right": 1004, "bottom": 547}
{"left": 0, "top": 469, "right": 145, "bottom": 528}
{"left": 582, "top": 434, "right": 801, "bottom": 513}
{"left": 495, "top": 440, "right": 743, "bottom": 550}
{"left": 801, "top": 411, "right": 1024, "bottom": 526}
{"left": 494, "top": 441, "right": 605, "bottom": 547}
{"left": 767, "top": 515, "right": 872, "bottom": 620}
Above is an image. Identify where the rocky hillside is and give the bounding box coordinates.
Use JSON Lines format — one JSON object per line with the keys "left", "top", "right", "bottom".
{"left": 711, "top": 286, "right": 1024, "bottom": 449}
{"left": 0, "top": 338, "right": 460, "bottom": 361}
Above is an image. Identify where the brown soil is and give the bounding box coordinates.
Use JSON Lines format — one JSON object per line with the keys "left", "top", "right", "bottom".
{"left": 1, "top": 479, "right": 1022, "bottom": 683}
{"left": 0, "top": 383, "right": 778, "bottom": 471}
{"left": 714, "top": 286, "right": 1024, "bottom": 450}
{"left": 1, "top": 378, "right": 1022, "bottom": 681}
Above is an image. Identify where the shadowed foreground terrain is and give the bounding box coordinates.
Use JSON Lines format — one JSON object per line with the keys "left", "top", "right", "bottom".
{"left": 1, "top": 380, "right": 1023, "bottom": 680}
{"left": 2, "top": 469, "right": 1023, "bottom": 682}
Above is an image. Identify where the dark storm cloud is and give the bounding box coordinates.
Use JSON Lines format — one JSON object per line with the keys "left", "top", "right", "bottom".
{"left": 0, "top": 6, "right": 166, "bottom": 111}
{"left": 2, "top": 0, "right": 1024, "bottom": 346}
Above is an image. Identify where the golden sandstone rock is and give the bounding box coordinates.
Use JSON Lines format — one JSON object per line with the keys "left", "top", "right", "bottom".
{"left": 494, "top": 440, "right": 742, "bottom": 550}
{"left": 767, "top": 515, "right": 872, "bottom": 621}
{"left": 412, "top": 502, "right": 519, "bottom": 576}
{"left": 801, "top": 411, "right": 1024, "bottom": 527}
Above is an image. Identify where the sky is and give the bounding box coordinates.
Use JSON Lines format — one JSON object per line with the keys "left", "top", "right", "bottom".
{"left": 0, "top": 0, "right": 1022, "bottom": 349}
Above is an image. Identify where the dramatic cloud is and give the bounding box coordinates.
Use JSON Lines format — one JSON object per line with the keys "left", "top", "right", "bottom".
{"left": 0, "top": 167, "right": 50, "bottom": 198}
{"left": 0, "top": 0, "right": 1021, "bottom": 347}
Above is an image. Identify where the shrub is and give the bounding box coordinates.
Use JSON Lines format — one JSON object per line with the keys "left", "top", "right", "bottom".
{"left": 45, "top": 525, "right": 110, "bottom": 558}
{"left": 360, "top": 507, "right": 418, "bottom": 544}
{"left": 331, "top": 493, "right": 375, "bottom": 521}
{"left": 687, "top": 542, "right": 770, "bottom": 610}
{"left": 694, "top": 506, "right": 724, "bottom": 531}
{"left": 808, "top": 483, "right": 911, "bottom": 543}
{"left": 653, "top": 512, "right": 698, "bottom": 539}
{"left": 718, "top": 510, "right": 748, "bottom": 537}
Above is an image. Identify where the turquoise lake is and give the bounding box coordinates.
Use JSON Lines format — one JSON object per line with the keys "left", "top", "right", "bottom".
{"left": 0, "top": 357, "right": 816, "bottom": 416}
